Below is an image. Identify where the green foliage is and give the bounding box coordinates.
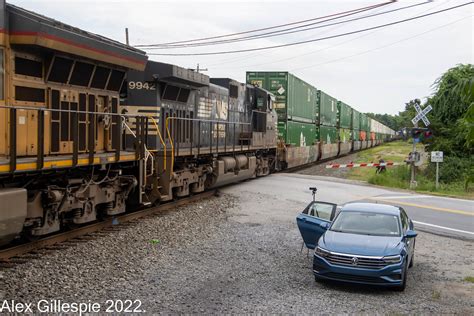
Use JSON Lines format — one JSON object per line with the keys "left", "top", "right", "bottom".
{"left": 428, "top": 64, "right": 474, "bottom": 126}
{"left": 425, "top": 156, "right": 472, "bottom": 184}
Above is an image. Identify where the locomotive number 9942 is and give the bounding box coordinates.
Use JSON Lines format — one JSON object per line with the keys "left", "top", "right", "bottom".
{"left": 128, "top": 81, "right": 156, "bottom": 90}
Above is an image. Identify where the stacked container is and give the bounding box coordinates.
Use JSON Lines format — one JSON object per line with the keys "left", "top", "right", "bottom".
{"left": 246, "top": 72, "right": 318, "bottom": 147}
{"left": 318, "top": 90, "right": 338, "bottom": 144}
{"left": 337, "top": 101, "right": 352, "bottom": 155}
{"left": 352, "top": 109, "right": 360, "bottom": 141}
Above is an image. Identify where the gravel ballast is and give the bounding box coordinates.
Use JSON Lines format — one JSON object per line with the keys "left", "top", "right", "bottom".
{"left": 1, "top": 187, "right": 473, "bottom": 314}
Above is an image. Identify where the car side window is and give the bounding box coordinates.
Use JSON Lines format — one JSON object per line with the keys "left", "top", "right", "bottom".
{"left": 400, "top": 209, "right": 408, "bottom": 232}
{"left": 308, "top": 203, "right": 333, "bottom": 221}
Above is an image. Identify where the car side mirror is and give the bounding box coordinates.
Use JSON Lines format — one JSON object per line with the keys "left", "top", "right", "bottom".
{"left": 319, "top": 222, "right": 330, "bottom": 229}
{"left": 405, "top": 230, "right": 417, "bottom": 238}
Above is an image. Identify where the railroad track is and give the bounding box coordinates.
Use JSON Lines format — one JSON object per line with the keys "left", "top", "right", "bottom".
{"left": 0, "top": 146, "right": 381, "bottom": 264}
{"left": 0, "top": 190, "right": 217, "bottom": 263}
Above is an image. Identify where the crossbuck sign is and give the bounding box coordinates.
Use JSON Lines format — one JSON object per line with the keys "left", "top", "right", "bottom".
{"left": 411, "top": 104, "right": 432, "bottom": 126}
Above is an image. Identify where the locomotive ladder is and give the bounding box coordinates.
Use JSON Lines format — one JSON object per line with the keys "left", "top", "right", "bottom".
{"left": 122, "top": 117, "right": 154, "bottom": 205}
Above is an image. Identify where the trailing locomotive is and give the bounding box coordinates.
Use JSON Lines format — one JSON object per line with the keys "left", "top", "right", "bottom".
{"left": 120, "top": 61, "right": 278, "bottom": 205}
{"left": 0, "top": 2, "right": 394, "bottom": 246}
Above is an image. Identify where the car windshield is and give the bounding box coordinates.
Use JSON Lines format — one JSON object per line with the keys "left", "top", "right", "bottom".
{"left": 330, "top": 211, "right": 401, "bottom": 237}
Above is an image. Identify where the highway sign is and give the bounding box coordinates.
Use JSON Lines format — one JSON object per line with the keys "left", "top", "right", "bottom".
{"left": 431, "top": 151, "right": 443, "bottom": 163}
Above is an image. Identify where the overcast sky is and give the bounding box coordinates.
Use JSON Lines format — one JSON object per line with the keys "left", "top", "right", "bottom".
{"left": 9, "top": 0, "right": 473, "bottom": 115}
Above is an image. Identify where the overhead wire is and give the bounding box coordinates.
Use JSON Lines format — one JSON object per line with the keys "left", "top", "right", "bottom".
{"left": 290, "top": 15, "right": 472, "bottom": 72}
{"left": 204, "top": 5, "right": 391, "bottom": 68}
{"left": 139, "top": 1, "right": 398, "bottom": 49}
{"left": 146, "top": 2, "right": 473, "bottom": 56}
{"left": 234, "top": 0, "right": 457, "bottom": 70}
{"left": 135, "top": 1, "right": 395, "bottom": 47}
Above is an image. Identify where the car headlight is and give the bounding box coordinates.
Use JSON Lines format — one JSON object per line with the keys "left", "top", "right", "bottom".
{"left": 383, "top": 255, "right": 402, "bottom": 264}
{"left": 315, "top": 246, "right": 330, "bottom": 258}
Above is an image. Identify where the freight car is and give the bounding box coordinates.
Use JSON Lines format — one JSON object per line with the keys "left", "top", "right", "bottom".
{"left": 246, "top": 71, "right": 395, "bottom": 166}
{"left": 0, "top": 2, "right": 394, "bottom": 247}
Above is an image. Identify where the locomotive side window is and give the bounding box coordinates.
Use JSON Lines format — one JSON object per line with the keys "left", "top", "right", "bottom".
{"left": 91, "top": 66, "right": 111, "bottom": 89}
{"left": 15, "top": 57, "right": 43, "bottom": 78}
{"left": 69, "top": 61, "right": 94, "bottom": 86}
{"left": 48, "top": 56, "right": 73, "bottom": 83}
{"left": 163, "top": 85, "right": 179, "bottom": 101}
{"left": 177, "top": 88, "right": 190, "bottom": 103}
{"left": 229, "top": 84, "right": 238, "bottom": 98}
{"left": 107, "top": 70, "right": 125, "bottom": 91}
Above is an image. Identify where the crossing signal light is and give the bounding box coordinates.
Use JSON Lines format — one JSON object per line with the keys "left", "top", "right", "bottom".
{"left": 411, "top": 127, "right": 427, "bottom": 138}
{"left": 410, "top": 128, "right": 433, "bottom": 141}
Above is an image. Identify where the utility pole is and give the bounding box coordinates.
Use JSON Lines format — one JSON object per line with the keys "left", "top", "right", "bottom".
{"left": 125, "top": 28, "right": 129, "bottom": 45}
{"left": 410, "top": 123, "right": 417, "bottom": 189}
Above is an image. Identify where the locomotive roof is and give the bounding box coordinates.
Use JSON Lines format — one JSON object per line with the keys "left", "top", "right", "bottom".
{"left": 4, "top": 3, "right": 148, "bottom": 70}
{"left": 146, "top": 60, "right": 210, "bottom": 88}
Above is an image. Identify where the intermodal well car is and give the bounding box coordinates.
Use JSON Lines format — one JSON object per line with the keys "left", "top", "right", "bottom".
{"left": 297, "top": 202, "right": 417, "bottom": 291}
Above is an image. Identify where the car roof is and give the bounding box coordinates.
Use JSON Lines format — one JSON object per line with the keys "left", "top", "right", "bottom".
{"left": 340, "top": 203, "right": 401, "bottom": 216}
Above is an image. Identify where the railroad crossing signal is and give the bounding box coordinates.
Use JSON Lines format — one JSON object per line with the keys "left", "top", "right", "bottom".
{"left": 411, "top": 104, "right": 432, "bottom": 126}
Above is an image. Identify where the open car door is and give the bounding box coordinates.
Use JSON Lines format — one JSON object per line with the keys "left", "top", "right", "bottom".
{"left": 296, "top": 201, "right": 337, "bottom": 249}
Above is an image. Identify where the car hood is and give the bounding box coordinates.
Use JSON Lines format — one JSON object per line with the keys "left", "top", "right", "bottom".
{"left": 320, "top": 230, "right": 402, "bottom": 257}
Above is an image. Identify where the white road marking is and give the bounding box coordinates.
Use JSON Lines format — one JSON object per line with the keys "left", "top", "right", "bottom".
{"left": 413, "top": 221, "right": 474, "bottom": 236}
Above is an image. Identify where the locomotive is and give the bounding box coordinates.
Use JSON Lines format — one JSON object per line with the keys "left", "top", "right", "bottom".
{"left": 0, "top": 2, "right": 393, "bottom": 246}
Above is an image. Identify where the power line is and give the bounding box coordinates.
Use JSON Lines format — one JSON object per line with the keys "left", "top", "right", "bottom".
{"left": 290, "top": 15, "right": 472, "bottom": 72}
{"left": 223, "top": 0, "right": 456, "bottom": 70}
{"left": 139, "top": 1, "right": 397, "bottom": 49}
{"left": 205, "top": 3, "right": 393, "bottom": 67}
{"left": 135, "top": 1, "right": 394, "bottom": 47}
{"left": 146, "top": 2, "right": 472, "bottom": 56}
{"left": 141, "top": 1, "right": 432, "bottom": 50}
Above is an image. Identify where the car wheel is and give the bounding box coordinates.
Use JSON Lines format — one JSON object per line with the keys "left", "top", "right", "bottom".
{"left": 395, "top": 260, "right": 408, "bottom": 291}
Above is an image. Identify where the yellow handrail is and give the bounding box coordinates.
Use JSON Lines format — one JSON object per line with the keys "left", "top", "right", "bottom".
{"left": 147, "top": 115, "right": 166, "bottom": 171}
{"left": 165, "top": 117, "right": 175, "bottom": 177}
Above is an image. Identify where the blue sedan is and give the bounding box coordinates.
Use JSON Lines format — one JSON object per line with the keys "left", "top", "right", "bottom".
{"left": 296, "top": 202, "right": 417, "bottom": 291}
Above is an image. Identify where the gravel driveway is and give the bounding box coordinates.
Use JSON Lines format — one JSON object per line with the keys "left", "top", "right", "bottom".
{"left": 1, "top": 189, "right": 473, "bottom": 314}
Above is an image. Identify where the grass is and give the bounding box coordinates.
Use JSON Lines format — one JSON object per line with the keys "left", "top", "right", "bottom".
{"left": 348, "top": 141, "right": 473, "bottom": 198}
{"left": 463, "top": 276, "right": 474, "bottom": 283}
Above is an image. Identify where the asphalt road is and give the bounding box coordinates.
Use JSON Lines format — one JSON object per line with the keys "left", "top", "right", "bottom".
{"left": 231, "top": 173, "right": 474, "bottom": 240}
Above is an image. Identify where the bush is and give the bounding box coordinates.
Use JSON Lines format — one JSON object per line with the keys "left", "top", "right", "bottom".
{"left": 424, "top": 156, "right": 473, "bottom": 184}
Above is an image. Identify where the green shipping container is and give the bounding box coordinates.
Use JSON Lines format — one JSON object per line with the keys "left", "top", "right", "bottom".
{"left": 318, "top": 90, "right": 338, "bottom": 127}
{"left": 352, "top": 129, "right": 360, "bottom": 141}
{"left": 352, "top": 109, "right": 360, "bottom": 130}
{"left": 319, "top": 125, "right": 338, "bottom": 144}
{"left": 246, "top": 72, "right": 317, "bottom": 123}
{"left": 337, "top": 101, "right": 352, "bottom": 129}
{"left": 339, "top": 128, "right": 351, "bottom": 143}
{"left": 278, "top": 121, "right": 318, "bottom": 147}
{"left": 360, "top": 113, "right": 370, "bottom": 132}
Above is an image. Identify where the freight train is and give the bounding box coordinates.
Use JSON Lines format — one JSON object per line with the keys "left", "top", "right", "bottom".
{"left": 0, "top": 3, "right": 394, "bottom": 246}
